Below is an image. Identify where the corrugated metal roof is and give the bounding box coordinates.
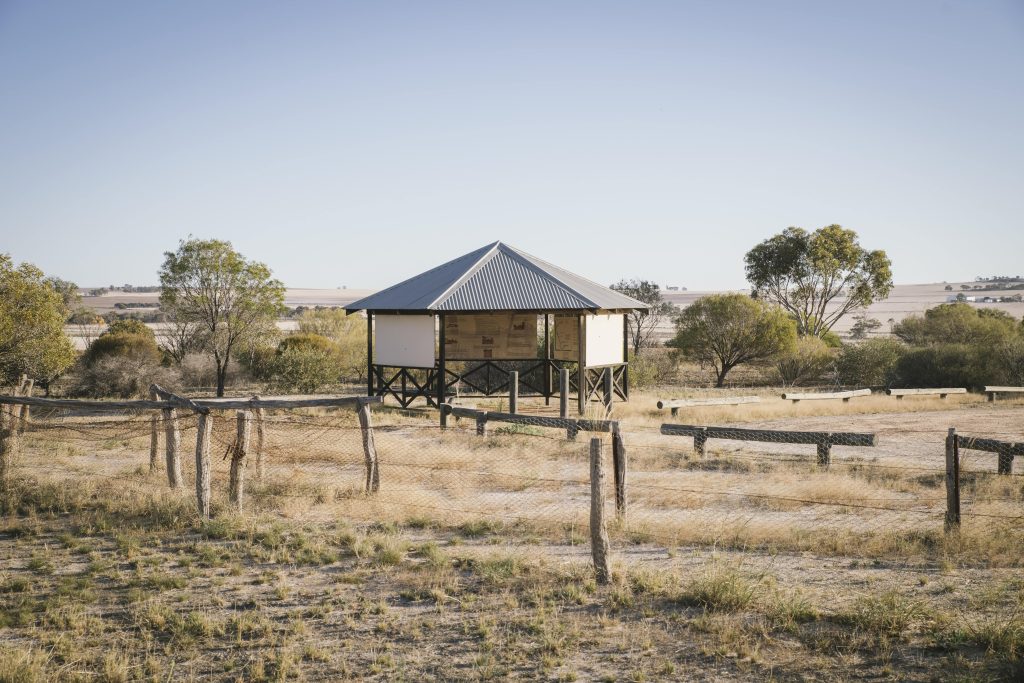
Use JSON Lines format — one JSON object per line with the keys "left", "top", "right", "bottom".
{"left": 345, "top": 241, "right": 648, "bottom": 313}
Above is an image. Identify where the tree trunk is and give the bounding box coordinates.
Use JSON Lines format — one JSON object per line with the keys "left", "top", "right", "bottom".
{"left": 715, "top": 365, "right": 731, "bottom": 388}
{"left": 216, "top": 362, "right": 227, "bottom": 397}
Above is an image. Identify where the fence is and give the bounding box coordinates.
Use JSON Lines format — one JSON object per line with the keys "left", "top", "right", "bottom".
{"left": 1, "top": 385, "right": 1022, "bottom": 584}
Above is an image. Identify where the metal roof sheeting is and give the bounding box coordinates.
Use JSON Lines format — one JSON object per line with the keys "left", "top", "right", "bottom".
{"left": 345, "top": 241, "right": 648, "bottom": 313}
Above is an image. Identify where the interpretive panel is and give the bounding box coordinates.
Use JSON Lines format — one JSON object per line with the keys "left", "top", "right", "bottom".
{"left": 444, "top": 313, "right": 538, "bottom": 360}
{"left": 375, "top": 314, "right": 436, "bottom": 368}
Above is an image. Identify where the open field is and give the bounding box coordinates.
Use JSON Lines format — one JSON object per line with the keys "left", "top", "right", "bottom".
{"left": 1, "top": 392, "right": 1022, "bottom": 680}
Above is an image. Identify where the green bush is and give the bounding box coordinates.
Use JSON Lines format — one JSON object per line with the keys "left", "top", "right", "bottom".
{"left": 836, "top": 338, "right": 905, "bottom": 387}
{"left": 894, "top": 344, "right": 985, "bottom": 389}
{"left": 83, "top": 332, "right": 161, "bottom": 367}
{"left": 267, "top": 333, "right": 344, "bottom": 393}
{"left": 775, "top": 336, "right": 835, "bottom": 386}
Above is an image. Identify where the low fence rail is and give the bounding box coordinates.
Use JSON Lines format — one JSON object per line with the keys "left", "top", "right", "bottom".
{"left": 659, "top": 423, "right": 877, "bottom": 465}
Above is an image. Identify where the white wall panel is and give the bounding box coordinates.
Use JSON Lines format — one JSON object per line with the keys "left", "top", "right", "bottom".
{"left": 375, "top": 315, "right": 436, "bottom": 368}
{"left": 585, "top": 313, "right": 624, "bottom": 366}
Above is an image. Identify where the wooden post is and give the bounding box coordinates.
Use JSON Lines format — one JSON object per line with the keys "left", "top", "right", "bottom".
{"left": 816, "top": 434, "right": 832, "bottom": 467}
{"left": 543, "top": 315, "right": 552, "bottom": 406}
{"left": 567, "top": 421, "right": 579, "bottom": 441}
{"left": 163, "top": 408, "right": 182, "bottom": 489}
{"left": 229, "top": 411, "right": 251, "bottom": 510}
{"left": 602, "top": 367, "right": 613, "bottom": 416}
{"left": 16, "top": 379, "right": 33, "bottom": 435}
{"left": 590, "top": 437, "right": 611, "bottom": 585}
{"left": 0, "top": 422, "right": 17, "bottom": 485}
{"left": 357, "top": 400, "right": 379, "bottom": 493}
{"left": 367, "top": 312, "right": 374, "bottom": 398}
{"left": 194, "top": 413, "right": 212, "bottom": 519}
{"left": 251, "top": 397, "right": 266, "bottom": 482}
{"left": 622, "top": 314, "right": 630, "bottom": 399}
{"left": 670, "top": 406, "right": 679, "bottom": 418}
{"left": 945, "top": 427, "right": 960, "bottom": 531}
{"left": 612, "top": 421, "right": 626, "bottom": 517}
{"left": 475, "top": 413, "right": 487, "bottom": 437}
{"left": 149, "top": 388, "right": 160, "bottom": 473}
{"left": 438, "top": 313, "right": 447, "bottom": 428}
{"left": 559, "top": 369, "right": 569, "bottom": 419}
{"left": 693, "top": 429, "right": 707, "bottom": 458}
{"left": 577, "top": 315, "right": 587, "bottom": 415}
{"left": 997, "top": 445, "right": 1013, "bottom": 475}
{"left": 509, "top": 371, "right": 518, "bottom": 415}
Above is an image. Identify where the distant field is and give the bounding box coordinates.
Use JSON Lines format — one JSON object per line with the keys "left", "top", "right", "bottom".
{"left": 69, "top": 282, "right": 1024, "bottom": 349}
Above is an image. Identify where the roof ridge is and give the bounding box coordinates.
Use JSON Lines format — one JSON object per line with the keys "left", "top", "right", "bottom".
{"left": 493, "top": 244, "right": 600, "bottom": 309}
{"left": 426, "top": 241, "right": 501, "bottom": 308}
{"left": 501, "top": 243, "right": 648, "bottom": 308}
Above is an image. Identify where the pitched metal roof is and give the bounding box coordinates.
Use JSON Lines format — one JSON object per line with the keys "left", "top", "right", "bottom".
{"left": 345, "top": 241, "right": 649, "bottom": 313}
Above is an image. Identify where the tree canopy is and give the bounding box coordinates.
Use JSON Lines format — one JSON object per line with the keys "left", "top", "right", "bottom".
{"left": 893, "top": 303, "right": 1019, "bottom": 347}
{"left": 159, "top": 239, "right": 285, "bottom": 396}
{"left": 668, "top": 293, "right": 796, "bottom": 387}
{"left": 744, "top": 225, "right": 892, "bottom": 337}
{"left": 0, "top": 254, "right": 77, "bottom": 385}
{"left": 609, "top": 279, "right": 674, "bottom": 355}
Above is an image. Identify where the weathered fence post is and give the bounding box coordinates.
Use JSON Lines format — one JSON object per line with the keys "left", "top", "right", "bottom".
{"left": 194, "top": 413, "right": 212, "bottom": 519}
{"left": 508, "top": 371, "right": 518, "bottom": 415}
{"left": 590, "top": 437, "right": 611, "bottom": 585}
{"left": 612, "top": 421, "right": 627, "bottom": 517}
{"left": 566, "top": 420, "right": 579, "bottom": 441}
{"left": 0, "top": 420, "right": 17, "bottom": 485}
{"left": 163, "top": 407, "right": 182, "bottom": 489}
{"left": 693, "top": 428, "right": 707, "bottom": 458}
{"left": 945, "top": 427, "right": 961, "bottom": 532}
{"left": 559, "top": 369, "right": 569, "bottom": 419}
{"left": 251, "top": 396, "right": 266, "bottom": 482}
{"left": 602, "top": 368, "right": 613, "bottom": 416}
{"left": 475, "top": 412, "right": 487, "bottom": 437}
{"left": 997, "top": 445, "right": 1013, "bottom": 475}
{"left": 16, "top": 378, "right": 33, "bottom": 436}
{"left": 357, "top": 399, "right": 379, "bottom": 493}
{"left": 816, "top": 434, "right": 832, "bottom": 467}
{"left": 229, "top": 410, "right": 251, "bottom": 511}
{"left": 149, "top": 388, "right": 160, "bottom": 473}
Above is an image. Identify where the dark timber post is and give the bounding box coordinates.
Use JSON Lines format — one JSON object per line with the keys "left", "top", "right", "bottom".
{"left": 622, "top": 313, "right": 630, "bottom": 399}
{"left": 945, "top": 427, "right": 961, "bottom": 531}
{"left": 366, "top": 312, "right": 374, "bottom": 398}
{"left": 164, "top": 407, "right": 182, "bottom": 489}
{"left": 509, "top": 371, "right": 518, "bottom": 414}
{"left": 543, "top": 315, "right": 552, "bottom": 405}
{"left": 438, "top": 313, "right": 447, "bottom": 428}
{"left": 816, "top": 434, "right": 832, "bottom": 467}
{"left": 559, "top": 369, "right": 569, "bottom": 419}
{"left": 577, "top": 314, "right": 587, "bottom": 415}
{"left": 612, "top": 421, "right": 626, "bottom": 517}
{"left": 602, "top": 367, "right": 613, "bottom": 416}
{"left": 693, "top": 428, "right": 707, "bottom": 458}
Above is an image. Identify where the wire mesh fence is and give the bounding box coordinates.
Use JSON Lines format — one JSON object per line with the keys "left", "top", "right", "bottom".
{"left": 1, "top": 396, "right": 1022, "bottom": 574}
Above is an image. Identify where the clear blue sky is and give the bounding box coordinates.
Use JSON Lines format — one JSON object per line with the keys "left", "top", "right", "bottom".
{"left": 1, "top": 1, "right": 1022, "bottom": 290}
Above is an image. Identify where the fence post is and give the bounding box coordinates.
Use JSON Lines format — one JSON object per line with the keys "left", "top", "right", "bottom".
{"left": 559, "top": 369, "right": 569, "bottom": 419}
{"left": 229, "top": 410, "right": 251, "bottom": 511}
{"left": 945, "top": 427, "right": 961, "bottom": 532}
{"left": 0, "top": 420, "right": 17, "bottom": 486}
{"left": 566, "top": 420, "right": 579, "bottom": 441}
{"left": 194, "top": 413, "right": 212, "bottom": 519}
{"left": 612, "top": 421, "right": 627, "bottom": 517}
{"left": 693, "top": 428, "right": 707, "bottom": 458}
{"left": 149, "top": 388, "right": 160, "bottom": 473}
{"left": 602, "top": 368, "right": 613, "bottom": 416}
{"left": 816, "top": 434, "right": 832, "bottom": 467}
{"left": 251, "top": 396, "right": 266, "bottom": 482}
{"left": 16, "top": 379, "right": 33, "bottom": 435}
{"left": 357, "top": 399, "right": 379, "bottom": 493}
{"left": 163, "top": 408, "right": 182, "bottom": 489}
{"left": 509, "top": 371, "right": 518, "bottom": 415}
{"left": 589, "top": 437, "right": 611, "bottom": 585}
{"left": 997, "top": 445, "right": 1013, "bottom": 475}
{"left": 475, "top": 413, "right": 487, "bottom": 437}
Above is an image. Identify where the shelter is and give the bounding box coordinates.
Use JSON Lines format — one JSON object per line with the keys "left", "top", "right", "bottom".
{"left": 344, "top": 241, "right": 648, "bottom": 416}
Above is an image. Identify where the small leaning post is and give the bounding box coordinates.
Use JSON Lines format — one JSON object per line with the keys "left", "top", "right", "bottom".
{"left": 164, "top": 407, "right": 182, "bottom": 489}
{"left": 194, "top": 412, "right": 212, "bottom": 519}
{"left": 251, "top": 396, "right": 266, "bottom": 482}
{"left": 357, "top": 398, "right": 379, "bottom": 493}
{"left": 611, "top": 421, "right": 627, "bottom": 517}
{"left": 149, "top": 388, "right": 160, "bottom": 473}
{"left": 229, "top": 410, "right": 251, "bottom": 511}
{"left": 945, "top": 427, "right": 961, "bottom": 531}
{"left": 590, "top": 437, "right": 611, "bottom": 585}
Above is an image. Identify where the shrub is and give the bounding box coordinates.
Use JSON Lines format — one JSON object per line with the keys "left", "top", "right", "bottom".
{"left": 104, "top": 318, "right": 155, "bottom": 340}
{"left": 295, "top": 309, "right": 367, "bottom": 382}
{"left": 73, "top": 353, "right": 179, "bottom": 398}
{"left": 267, "top": 334, "right": 344, "bottom": 393}
{"left": 775, "top": 336, "right": 835, "bottom": 386}
{"left": 627, "top": 349, "right": 677, "bottom": 389}
{"left": 836, "top": 338, "right": 905, "bottom": 387}
{"left": 83, "top": 333, "right": 160, "bottom": 367}
{"left": 894, "top": 344, "right": 986, "bottom": 389}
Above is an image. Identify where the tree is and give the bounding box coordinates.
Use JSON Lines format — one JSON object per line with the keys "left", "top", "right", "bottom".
{"left": 159, "top": 239, "right": 285, "bottom": 396}
{"left": 668, "top": 294, "right": 797, "bottom": 387}
{"left": 0, "top": 254, "right": 77, "bottom": 385}
{"left": 893, "top": 303, "right": 1018, "bottom": 347}
{"left": 849, "top": 313, "right": 882, "bottom": 340}
{"left": 609, "top": 279, "right": 673, "bottom": 355}
{"left": 295, "top": 308, "right": 367, "bottom": 381}
{"left": 744, "top": 225, "right": 892, "bottom": 337}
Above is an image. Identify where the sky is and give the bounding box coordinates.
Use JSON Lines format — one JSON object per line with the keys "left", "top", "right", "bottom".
{"left": 1, "top": 0, "right": 1022, "bottom": 291}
